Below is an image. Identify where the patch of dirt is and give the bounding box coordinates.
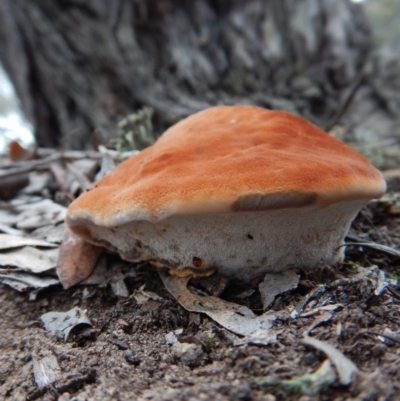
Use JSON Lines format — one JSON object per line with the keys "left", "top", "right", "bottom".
{"left": 1, "top": 202, "right": 400, "bottom": 401}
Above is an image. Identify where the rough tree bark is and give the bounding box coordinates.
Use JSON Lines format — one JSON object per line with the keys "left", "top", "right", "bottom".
{"left": 0, "top": 0, "right": 399, "bottom": 158}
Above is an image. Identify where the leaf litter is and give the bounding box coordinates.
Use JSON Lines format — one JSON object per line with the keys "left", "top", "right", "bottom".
{"left": 0, "top": 233, "right": 57, "bottom": 250}
{"left": 40, "top": 307, "right": 92, "bottom": 341}
{"left": 0, "top": 145, "right": 400, "bottom": 399}
{"left": 302, "top": 336, "right": 359, "bottom": 385}
{"left": 259, "top": 270, "right": 300, "bottom": 310}
{"left": 159, "top": 270, "right": 277, "bottom": 342}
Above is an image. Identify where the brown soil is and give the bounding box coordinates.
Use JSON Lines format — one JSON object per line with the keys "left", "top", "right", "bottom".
{"left": 1, "top": 202, "right": 400, "bottom": 401}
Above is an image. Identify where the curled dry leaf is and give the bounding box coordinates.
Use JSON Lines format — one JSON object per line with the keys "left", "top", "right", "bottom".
{"left": 0, "top": 233, "right": 57, "bottom": 250}
{"left": 0, "top": 222, "right": 24, "bottom": 236}
{"left": 110, "top": 278, "right": 129, "bottom": 298}
{"left": 133, "top": 283, "right": 164, "bottom": 305}
{"left": 30, "top": 223, "right": 65, "bottom": 244}
{"left": 291, "top": 285, "right": 327, "bottom": 319}
{"left": 345, "top": 241, "right": 400, "bottom": 258}
{"left": 301, "top": 305, "right": 344, "bottom": 337}
{"left": 0, "top": 273, "right": 59, "bottom": 290}
{"left": 303, "top": 311, "right": 333, "bottom": 337}
{"left": 300, "top": 304, "right": 344, "bottom": 318}
{"left": 8, "top": 141, "right": 33, "bottom": 162}
{"left": 57, "top": 227, "right": 103, "bottom": 289}
{"left": 68, "top": 158, "right": 99, "bottom": 181}
{"left": 22, "top": 172, "right": 51, "bottom": 195}
{"left": 0, "top": 246, "right": 56, "bottom": 273}
{"left": 159, "top": 270, "right": 275, "bottom": 338}
{"left": 302, "top": 336, "right": 359, "bottom": 385}
{"left": 259, "top": 270, "right": 300, "bottom": 310}
{"left": 3, "top": 197, "right": 67, "bottom": 231}
{"left": 40, "top": 307, "right": 92, "bottom": 341}
{"left": 0, "top": 208, "right": 24, "bottom": 228}
{"left": 260, "top": 359, "right": 337, "bottom": 396}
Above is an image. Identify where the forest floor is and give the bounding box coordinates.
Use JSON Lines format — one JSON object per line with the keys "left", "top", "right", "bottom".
{"left": 0, "top": 151, "right": 400, "bottom": 401}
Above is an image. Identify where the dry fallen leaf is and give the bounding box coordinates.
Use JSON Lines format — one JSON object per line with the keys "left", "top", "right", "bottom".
{"left": 303, "top": 311, "right": 333, "bottom": 337}
{"left": 30, "top": 223, "right": 65, "bottom": 244}
{"left": 110, "top": 278, "right": 129, "bottom": 298}
{"left": 0, "top": 233, "right": 57, "bottom": 250}
{"left": 159, "top": 270, "right": 275, "bottom": 338}
{"left": 0, "top": 273, "right": 59, "bottom": 290}
{"left": 69, "top": 158, "right": 98, "bottom": 181}
{"left": 302, "top": 336, "right": 359, "bottom": 385}
{"left": 40, "top": 307, "right": 92, "bottom": 341}
{"left": 133, "top": 283, "right": 164, "bottom": 305}
{"left": 345, "top": 241, "right": 400, "bottom": 258}
{"left": 0, "top": 246, "right": 56, "bottom": 273}
{"left": 57, "top": 227, "right": 103, "bottom": 289}
{"left": 22, "top": 172, "right": 51, "bottom": 195}
{"left": 8, "top": 141, "right": 33, "bottom": 162}
{"left": 259, "top": 270, "right": 300, "bottom": 310}
{"left": 12, "top": 197, "right": 67, "bottom": 230}
{"left": 260, "top": 359, "right": 337, "bottom": 395}
{"left": 0, "top": 222, "right": 24, "bottom": 236}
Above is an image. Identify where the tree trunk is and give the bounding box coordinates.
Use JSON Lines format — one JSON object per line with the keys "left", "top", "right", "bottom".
{"left": 0, "top": 0, "right": 398, "bottom": 155}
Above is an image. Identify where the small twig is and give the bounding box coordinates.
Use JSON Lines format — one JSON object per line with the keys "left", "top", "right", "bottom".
{"left": 324, "top": 69, "right": 366, "bottom": 132}
{"left": 356, "top": 330, "right": 400, "bottom": 345}
{"left": 49, "top": 162, "right": 70, "bottom": 193}
{"left": 0, "top": 148, "right": 137, "bottom": 186}
{"left": 0, "top": 268, "right": 24, "bottom": 273}
{"left": 0, "top": 223, "right": 24, "bottom": 236}
{"left": 26, "top": 369, "right": 97, "bottom": 401}
{"left": 0, "top": 153, "right": 61, "bottom": 178}
{"left": 107, "top": 337, "right": 129, "bottom": 350}
{"left": 290, "top": 285, "right": 327, "bottom": 318}
{"left": 354, "top": 138, "right": 398, "bottom": 151}
{"left": 66, "top": 162, "right": 92, "bottom": 191}
{"left": 329, "top": 266, "right": 379, "bottom": 289}
{"left": 387, "top": 286, "right": 400, "bottom": 301}
{"left": 343, "top": 242, "right": 400, "bottom": 258}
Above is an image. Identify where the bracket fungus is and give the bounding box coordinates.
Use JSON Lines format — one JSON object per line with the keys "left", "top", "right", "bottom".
{"left": 66, "top": 106, "right": 386, "bottom": 280}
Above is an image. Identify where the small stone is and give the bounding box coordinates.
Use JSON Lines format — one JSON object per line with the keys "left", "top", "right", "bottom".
{"left": 165, "top": 331, "right": 178, "bottom": 345}
{"left": 261, "top": 395, "right": 276, "bottom": 401}
{"left": 107, "top": 337, "right": 129, "bottom": 350}
{"left": 124, "top": 350, "right": 141, "bottom": 366}
{"left": 171, "top": 342, "right": 203, "bottom": 366}
{"left": 230, "top": 383, "right": 251, "bottom": 401}
{"left": 58, "top": 393, "right": 71, "bottom": 401}
{"left": 165, "top": 328, "right": 183, "bottom": 345}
